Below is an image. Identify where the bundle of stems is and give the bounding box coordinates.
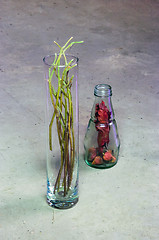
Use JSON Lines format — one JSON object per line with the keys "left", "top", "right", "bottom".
{"left": 48, "top": 37, "right": 83, "bottom": 196}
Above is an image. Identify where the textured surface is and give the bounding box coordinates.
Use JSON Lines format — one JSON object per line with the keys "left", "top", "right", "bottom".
{"left": 0, "top": 0, "right": 159, "bottom": 239}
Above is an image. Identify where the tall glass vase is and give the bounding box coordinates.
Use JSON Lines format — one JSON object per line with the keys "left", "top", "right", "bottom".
{"left": 43, "top": 54, "right": 79, "bottom": 209}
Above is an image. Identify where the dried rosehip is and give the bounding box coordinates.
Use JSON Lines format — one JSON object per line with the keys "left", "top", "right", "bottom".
{"left": 111, "top": 155, "right": 116, "bottom": 163}
{"left": 92, "top": 156, "right": 103, "bottom": 165}
{"left": 103, "top": 151, "right": 113, "bottom": 161}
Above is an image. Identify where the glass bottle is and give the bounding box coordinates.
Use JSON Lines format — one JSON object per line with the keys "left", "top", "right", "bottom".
{"left": 84, "top": 84, "right": 120, "bottom": 169}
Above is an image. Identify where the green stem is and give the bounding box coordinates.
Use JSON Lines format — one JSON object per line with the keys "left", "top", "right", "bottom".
{"left": 48, "top": 38, "right": 83, "bottom": 196}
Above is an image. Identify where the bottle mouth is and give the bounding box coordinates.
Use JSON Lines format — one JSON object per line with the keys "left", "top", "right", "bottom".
{"left": 94, "top": 84, "right": 112, "bottom": 97}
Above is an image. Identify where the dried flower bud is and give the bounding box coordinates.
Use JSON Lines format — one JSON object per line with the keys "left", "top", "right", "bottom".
{"left": 92, "top": 156, "right": 103, "bottom": 165}
{"left": 103, "top": 151, "right": 113, "bottom": 161}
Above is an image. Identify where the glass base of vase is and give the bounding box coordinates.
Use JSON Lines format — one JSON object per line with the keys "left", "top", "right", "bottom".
{"left": 47, "top": 180, "right": 79, "bottom": 209}
{"left": 47, "top": 197, "right": 78, "bottom": 209}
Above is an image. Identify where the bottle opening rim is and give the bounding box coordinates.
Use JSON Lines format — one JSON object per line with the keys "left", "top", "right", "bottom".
{"left": 94, "top": 84, "right": 112, "bottom": 97}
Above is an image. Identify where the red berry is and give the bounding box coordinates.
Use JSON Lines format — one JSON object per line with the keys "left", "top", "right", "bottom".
{"left": 92, "top": 156, "right": 103, "bottom": 165}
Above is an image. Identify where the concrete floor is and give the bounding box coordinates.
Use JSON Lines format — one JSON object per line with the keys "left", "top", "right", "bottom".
{"left": 0, "top": 0, "right": 159, "bottom": 239}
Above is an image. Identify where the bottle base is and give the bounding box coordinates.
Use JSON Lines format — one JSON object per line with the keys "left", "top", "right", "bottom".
{"left": 47, "top": 197, "right": 78, "bottom": 209}
{"left": 85, "top": 159, "right": 118, "bottom": 169}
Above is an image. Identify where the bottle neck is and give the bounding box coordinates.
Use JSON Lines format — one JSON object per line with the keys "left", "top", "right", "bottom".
{"left": 91, "top": 84, "right": 115, "bottom": 122}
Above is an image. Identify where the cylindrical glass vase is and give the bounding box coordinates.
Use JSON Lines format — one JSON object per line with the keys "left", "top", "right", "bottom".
{"left": 43, "top": 54, "right": 79, "bottom": 209}
{"left": 84, "top": 84, "right": 120, "bottom": 169}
